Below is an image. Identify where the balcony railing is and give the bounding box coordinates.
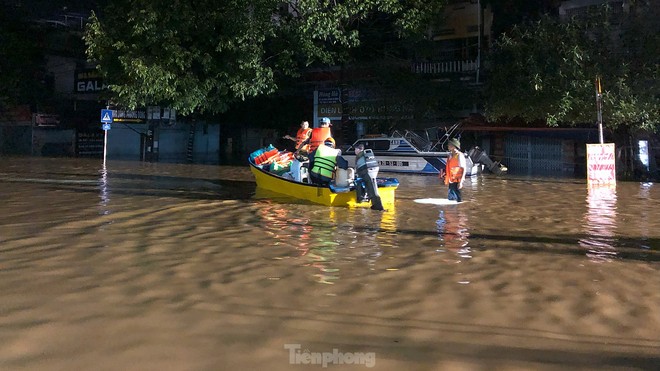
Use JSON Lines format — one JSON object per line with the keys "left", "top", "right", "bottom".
{"left": 411, "top": 60, "right": 478, "bottom": 74}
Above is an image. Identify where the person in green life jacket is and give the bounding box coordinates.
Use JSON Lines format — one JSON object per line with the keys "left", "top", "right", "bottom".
{"left": 309, "top": 140, "right": 345, "bottom": 186}
{"left": 354, "top": 143, "right": 384, "bottom": 211}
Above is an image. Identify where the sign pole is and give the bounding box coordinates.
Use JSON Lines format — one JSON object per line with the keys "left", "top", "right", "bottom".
{"left": 103, "top": 129, "right": 108, "bottom": 166}
{"left": 100, "top": 108, "right": 113, "bottom": 166}
{"left": 596, "top": 76, "right": 604, "bottom": 144}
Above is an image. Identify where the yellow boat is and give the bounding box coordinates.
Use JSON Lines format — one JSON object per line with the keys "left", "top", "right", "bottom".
{"left": 249, "top": 157, "right": 398, "bottom": 208}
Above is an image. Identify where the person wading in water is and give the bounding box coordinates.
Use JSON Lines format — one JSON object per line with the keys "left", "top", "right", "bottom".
{"left": 442, "top": 137, "right": 466, "bottom": 202}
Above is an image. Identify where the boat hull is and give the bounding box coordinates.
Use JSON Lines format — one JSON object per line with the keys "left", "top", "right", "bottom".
{"left": 342, "top": 153, "right": 443, "bottom": 174}
{"left": 249, "top": 160, "right": 397, "bottom": 208}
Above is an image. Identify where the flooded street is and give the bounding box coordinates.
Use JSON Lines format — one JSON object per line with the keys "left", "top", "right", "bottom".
{"left": 0, "top": 157, "right": 658, "bottom": 370}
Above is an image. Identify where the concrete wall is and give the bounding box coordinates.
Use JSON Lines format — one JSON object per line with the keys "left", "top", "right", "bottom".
{"left": 105, "top": 121, "right": 220, "bottom": 162}
{"left": 33, "top": 128, "right": 76, "bottom": 156}
{"left": 0, "top": 125, "right": 32, "bottom": 155}
{"left": 46, "top": 55, "right": 77, "bottom": 98}
{"left": 158, "top": 121, "right": 220, "bottom": 163}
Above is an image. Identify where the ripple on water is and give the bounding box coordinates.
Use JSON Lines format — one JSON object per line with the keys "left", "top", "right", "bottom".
{"left": 0, "top": 159, "right": 659, "bottom": 369}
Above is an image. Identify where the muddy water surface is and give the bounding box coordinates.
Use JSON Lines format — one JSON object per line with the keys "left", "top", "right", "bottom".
{"left": 0, "top": 157, "right": 658, "bottom": 370}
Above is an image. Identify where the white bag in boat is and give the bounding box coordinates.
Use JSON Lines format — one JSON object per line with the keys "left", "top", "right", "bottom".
{"left": 290, "top": 159, "right": 303, "bottom": 182}
{"left": 335, "top": 168, "right": 355, "bottom": 187}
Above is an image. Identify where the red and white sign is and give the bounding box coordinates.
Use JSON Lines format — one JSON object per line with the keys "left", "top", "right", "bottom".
{"left": 587, "top": 143, "right": 616, "bottom": 187}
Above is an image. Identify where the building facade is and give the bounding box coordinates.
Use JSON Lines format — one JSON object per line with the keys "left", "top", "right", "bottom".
{"left": 0, "top": 8, "right": 221, "bottom": 163}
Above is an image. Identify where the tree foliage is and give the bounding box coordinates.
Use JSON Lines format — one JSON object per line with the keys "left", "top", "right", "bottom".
{"left": 84, "top": 0, "right": 440, "bottom": 116}
{"left": 485, "top": 2, "right": 659, "bottom": 131}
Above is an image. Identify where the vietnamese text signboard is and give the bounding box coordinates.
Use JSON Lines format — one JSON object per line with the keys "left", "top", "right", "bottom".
{"left": 74, "top": 69, "right": 106, "bottom": 93}
{"left": 314, "top": 89, "right": 342, "bottom": 124}
{"left": 586, "top": 143, "right": 616, "bottom": 187}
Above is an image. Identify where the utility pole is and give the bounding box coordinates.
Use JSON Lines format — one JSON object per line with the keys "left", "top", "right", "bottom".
{"left": 596, "top": 76, "right": 604, "bottom": 144}
{"left": 476, "top": 0, "right": 481, "bottom": 85}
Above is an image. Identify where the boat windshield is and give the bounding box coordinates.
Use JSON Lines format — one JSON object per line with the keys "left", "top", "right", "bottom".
{"left": 349, "top": 122, "right": 464, "bottom": 152}
{"left": 429, "top": 122, "right": 464, "bottom": 151}
{"left": 390, "top": 130, "right": 434, "bottom": 152}
{"left": 348, "top": 139, "right": 391, "bottom": 152}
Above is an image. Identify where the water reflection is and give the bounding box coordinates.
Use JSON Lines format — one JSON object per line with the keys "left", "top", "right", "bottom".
{"left": 256, "top": 200, "right": 401, "bottom": 283}
{"left": 436, "top": 206, "right": 471, "bottom": 259}
{"left": 378, "top": 206, "right": 397, "bottom": 234}
{"left": 257, "top": 202, "right": 340, "bottom": 284}
{"left": 304, "top": 208, "right": 341, "bottom": 284}
{"left": 2, "top": 158, "right": 660, "bottom": 370}
{"left": 374, "top": 206, "right": 397, "bottom": 254}
{"left": 637, "top": 183, "right": 653, "bottom": 249}
{"left": 580, "top": 185, "right": 618, "bottom": 262}
{"left": 347, "top": 207, "right": 397, "bottom": 268}
{"left": 258, "top": 202, "right": 293, "bottom": 245}
{"left": 98, "top": 165, "right": 111, "bottom": 215}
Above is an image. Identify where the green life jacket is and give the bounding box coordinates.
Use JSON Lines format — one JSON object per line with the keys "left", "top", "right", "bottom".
{"left": 311, "top": 145, "right": 339, "bottom": 179}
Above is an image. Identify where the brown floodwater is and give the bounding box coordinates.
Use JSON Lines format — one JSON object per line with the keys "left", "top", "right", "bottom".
{"left": 0, "top": 156, "right": 658, "bottom": 370}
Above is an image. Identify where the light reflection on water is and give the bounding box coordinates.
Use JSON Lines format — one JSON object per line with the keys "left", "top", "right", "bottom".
{"left": 0, "top": 157, "right": 659, "bottom": 370}
{"left": 637, "top": 182, "right": 654, "bottom": 250}
{"left": 98, "top": 165, "right": 111, "bottom": 215}
{"left": 436, "top": 208, "right": 471, "bottom": 259}
{"left": 580, "top": 185, "right": 618, "bottom": 262}
{"left": 256, "top": 202, "right": 399, "bottom": 284}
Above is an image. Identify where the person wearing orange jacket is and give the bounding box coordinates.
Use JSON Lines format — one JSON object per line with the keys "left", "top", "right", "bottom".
{"left": 284, "top": 120, "right": 312, "bottom": 154}
{"left": 296, "top": 117, "right": 334, "bottom": 154}
{"left": 442, "top": 137, "right": 467, "bottom": 202}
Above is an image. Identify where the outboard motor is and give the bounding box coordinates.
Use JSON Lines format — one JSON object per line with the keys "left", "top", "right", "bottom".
{"left": 355, "top": 148, "right": 384, "bottom": 210}
{"left": 357, "top": 149, "right": 379, "bottom": 181}
{"left": 467, "top": 147, "right": 507, "bottom": 175}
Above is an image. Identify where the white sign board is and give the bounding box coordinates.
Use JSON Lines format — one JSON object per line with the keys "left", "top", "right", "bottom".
{"left": 586, "top": 143, "right": 616, "bottom": 187}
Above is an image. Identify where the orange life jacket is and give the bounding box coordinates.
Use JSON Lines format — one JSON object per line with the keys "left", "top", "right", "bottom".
{"left": 271, "top": 151, "right": 294, "bottom": 166}
{"left": 255, "top": 148, "right": 279, "bottom": 165}
{"left": 295, "top": 128, "right": 312, "bottom": 151}
{"left": 308, "top": 127, "right": 334, "bottom": 151}
{"left": 445, "top": 153, "right": 464, "bottom": 184}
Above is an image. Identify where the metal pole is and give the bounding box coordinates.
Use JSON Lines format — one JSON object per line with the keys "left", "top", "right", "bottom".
{"left": 103, "top": 129, "right": 108, "bottom": 166}
{"left": 103, "top": 104, "right": 107, "bottom": 166}
{"left": 596, "top": 76, "right": 604, "bottom": 144}
{"left": 476, "top": 0, "right": 481, "bottom": 85}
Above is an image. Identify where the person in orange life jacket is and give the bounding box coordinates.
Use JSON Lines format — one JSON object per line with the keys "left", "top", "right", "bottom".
{"left": 284, "top": 120, "right": 312, "bottom": 154}
{"left": 309, "top": 140, "right": 346, "bottom": 186}
{"left": 443, "top": 137, "right": 466, "bottom": 202}
{"left": 297, "top": 117, "right": 335, "bottom": 173}
{"left": 296, "top": 117, "right": 335, "bottom": 155}
{"left": 354, "top": 143, "right": 384, "bottom": 210}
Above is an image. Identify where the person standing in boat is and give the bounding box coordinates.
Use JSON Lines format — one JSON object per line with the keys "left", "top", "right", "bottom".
{"left": 296, "top": 117, "right": 335, "bottom": 155}
{"left": 284, "top": 120, "right": 312, "bottom": 154}
{"left": 297, "top": 117, "right": 335, "bottom": 173}
{"left": 443, "top": 137, "right": 466, "bottom": 202}
{"left": 354, "top": 144, "right": 384, "bottom": 211}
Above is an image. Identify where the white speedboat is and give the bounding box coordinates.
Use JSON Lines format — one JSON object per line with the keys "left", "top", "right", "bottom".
{"left": 341, "top": 130, "right": 506, "bottom": 176}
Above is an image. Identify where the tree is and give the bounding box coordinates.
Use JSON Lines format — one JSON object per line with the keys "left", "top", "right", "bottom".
{"left": 484, "top": 2, "right": 659, "bottom": 132}
{"left": 84, "top": 0, "right": 440, "bottom": 116}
